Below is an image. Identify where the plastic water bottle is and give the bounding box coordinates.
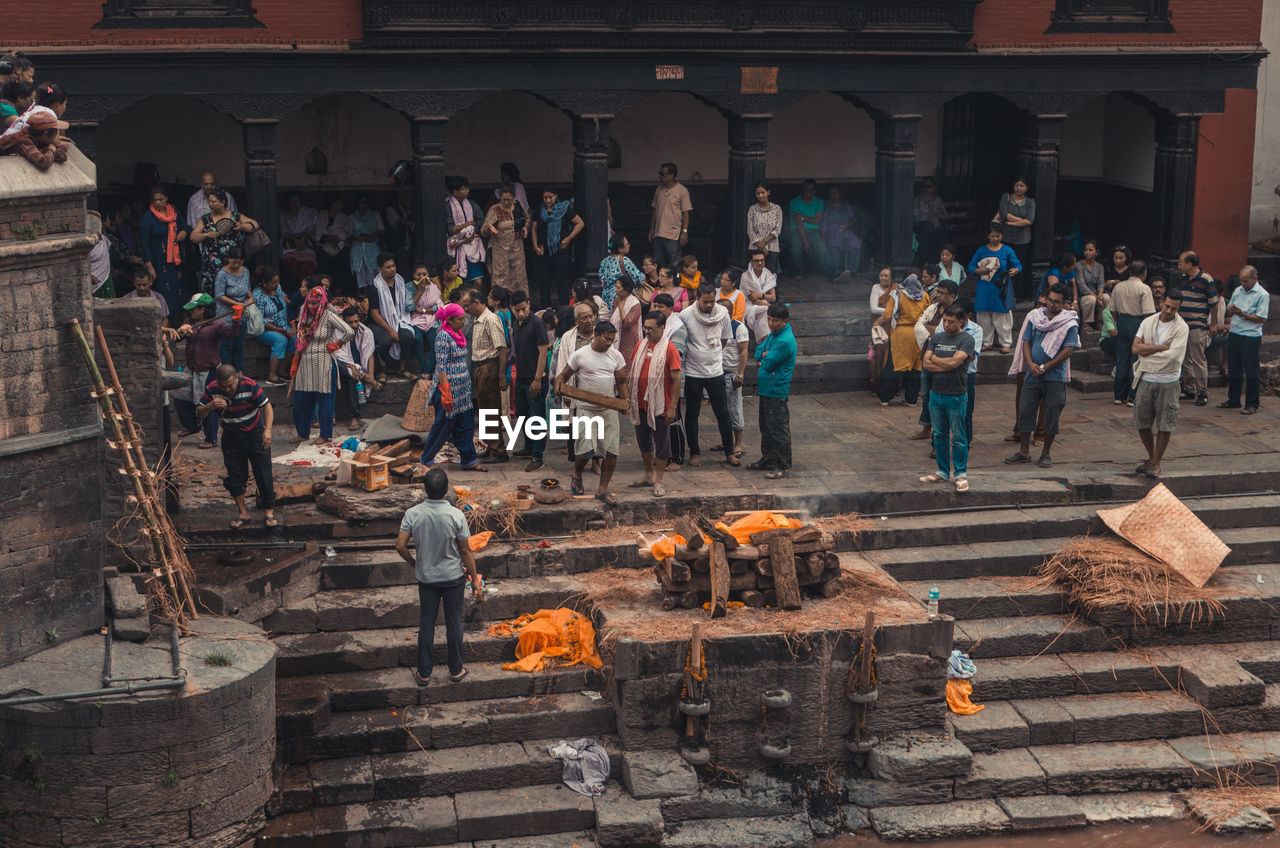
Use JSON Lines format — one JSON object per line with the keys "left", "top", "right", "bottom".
{"left": 927, "top": 585, "right": 940, "bottom": 620}
{"left": 356, "top": 381, "right": 367, "bottom": 404}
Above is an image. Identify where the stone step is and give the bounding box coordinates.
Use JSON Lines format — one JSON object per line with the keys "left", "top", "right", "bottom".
{"left": 954, "top": 614, "right": 1112, "bottom": 659}
{"left": 259, "top": 782, "right": 597, "bottom": 847}
{"left": 900, "top": 576, "right": 1064, "bottom": 619}
{"left": 283, "top": 691, "right": 616, "bottom": 765}
{"left": 263, "top": 575, "right": 584, "bottom": 634}
{"left": 859, "top": 495, "right": 1280, "bottom": 554}
{"left": 274, "top": 625, "right": 518, "bottom": 678}
{"left": 661, "top": 815, "right": 816, "bottom": 848}
{"left": 744, "top": 353, "right": 866, "bottom": 394}
{"left": 279, "top": 737, "right": 621, "bottom": 812}
{"left": 284, "top": 661, "right": 605, "bottom": 714}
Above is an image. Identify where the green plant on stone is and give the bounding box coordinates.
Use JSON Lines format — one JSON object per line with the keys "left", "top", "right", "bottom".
{"left": 204, "top": 652, "right": 232, "bottom": 667}
{"left": 23, "top": 748, "right": 42, "bottom": 764}
{"left": 12, "top": 222, "right": 46, "bottom": 241}
{"left": 163, "top": 770, "right": 179, "bottom": 787}
{"left": 44, "top": 628, "right": 58, "bottom": 643}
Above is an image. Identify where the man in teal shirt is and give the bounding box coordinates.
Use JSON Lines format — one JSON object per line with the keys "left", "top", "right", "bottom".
{"left": 786, "top": 179, "right": 834, "bottom": 278}
{"left": 750, "top": 302, "right": 797, "bottom": 479}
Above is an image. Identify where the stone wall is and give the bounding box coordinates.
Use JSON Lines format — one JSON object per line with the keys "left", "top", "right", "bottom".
{"left": 0, "top": 148, "right": 105, "bottom": 666}
{"left": 93, "top": 299, "right": 168, "bottom": 568}
{"left": 609, "top": 620, "right": 951, "bottom": 771}
{"left": 0, "top": 617, "right": 277, "bottom": 848}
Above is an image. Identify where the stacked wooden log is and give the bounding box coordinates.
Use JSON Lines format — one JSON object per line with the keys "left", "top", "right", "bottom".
{"left": 654, "top": 512, "right": 840, "bottom": 617}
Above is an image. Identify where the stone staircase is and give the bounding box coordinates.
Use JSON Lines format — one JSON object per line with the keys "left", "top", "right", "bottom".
{"left": 258, "top": 551, "right": 617, "bottom": 847}
{"left": 848, "top": 490, "right": 1280, "bottom": 838}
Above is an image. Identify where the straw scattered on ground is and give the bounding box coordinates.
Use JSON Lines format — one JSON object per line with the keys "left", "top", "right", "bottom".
{"left": 1184, "top": 785, "right": 1280, "bottom": 832}
{"left": 1036, "top": 536, "right": 1225, "bottom": 626}
{"left": 455, "top": 484, "right": 525, "bottom": 538}
{"left": 814, "top": 511, "right": 877, "bottom": 539}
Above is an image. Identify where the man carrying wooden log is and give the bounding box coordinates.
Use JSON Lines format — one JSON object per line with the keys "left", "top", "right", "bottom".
{"left": 555, "top": 321, "right": 627, "bottom": 506}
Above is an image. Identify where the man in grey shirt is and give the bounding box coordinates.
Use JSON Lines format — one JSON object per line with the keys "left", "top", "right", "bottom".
{"left": 396, "top": 468, "right": 482, "bottom": 685}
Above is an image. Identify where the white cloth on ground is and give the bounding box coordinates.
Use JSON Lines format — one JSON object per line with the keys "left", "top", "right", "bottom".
{"left": 547, "top": 738, "right": 611, "bottom": 797}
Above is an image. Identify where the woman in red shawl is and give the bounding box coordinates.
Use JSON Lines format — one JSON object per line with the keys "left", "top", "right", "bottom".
{"left": 139, "top": 186, "right": 190, "bottom": 320}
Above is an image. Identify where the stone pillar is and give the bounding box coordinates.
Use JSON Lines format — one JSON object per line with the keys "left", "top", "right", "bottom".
{"left": 412, "top": 117, "right": 448, "bottom": 268}
{"left": 572, "top": 115, "right": 612, "bottom": 277}
{"left": 1015, "top": 115, "right": 1064, "bottom": 269}
{"left": 728, "top": 115, "right": 770, "bottom": 264}
{"left": 67, "top": 122, "right": 99, "bottom": 208}
{"left": 1151, "top": 114, "right": 1200, "bottom": 273}
{"left": 874, "top": 115, "right": 919, "bottom": 274}
{"left": 242, "top": 119, "right": 279, "bottom": 270}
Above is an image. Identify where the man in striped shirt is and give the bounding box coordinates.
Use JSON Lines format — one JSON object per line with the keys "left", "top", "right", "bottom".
{"left": 1176, "top": 251, "right": 1220, "bottom": 407}
{"left": 198, "top": 363, "right": 278, "bottom": 529}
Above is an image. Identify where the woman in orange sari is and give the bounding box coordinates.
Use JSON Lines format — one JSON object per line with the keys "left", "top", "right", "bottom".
{"left": 874, "top": 272, "right": 930, "bottom": 407}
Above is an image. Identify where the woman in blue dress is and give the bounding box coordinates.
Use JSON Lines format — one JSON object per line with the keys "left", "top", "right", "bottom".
{"left": 968, "top": 225, "right": 1021, "bottom": 353}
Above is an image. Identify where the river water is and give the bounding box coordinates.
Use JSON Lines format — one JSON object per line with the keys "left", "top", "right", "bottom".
{"left": 819, "top": 819, "right": 1279, "bottom": 847}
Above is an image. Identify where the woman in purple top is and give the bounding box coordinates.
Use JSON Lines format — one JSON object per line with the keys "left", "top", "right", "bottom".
{"left": 820, "top": 186, "right": 861, "bottom": 283}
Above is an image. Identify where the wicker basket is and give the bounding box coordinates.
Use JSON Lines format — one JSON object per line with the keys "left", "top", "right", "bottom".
{"left": 401, "top": 378, "right": 434, "bottom": 433}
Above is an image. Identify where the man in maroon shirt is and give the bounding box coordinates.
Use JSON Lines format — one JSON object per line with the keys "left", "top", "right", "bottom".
{"left": 173, "top": 292, "right": 238, "bottom": 448}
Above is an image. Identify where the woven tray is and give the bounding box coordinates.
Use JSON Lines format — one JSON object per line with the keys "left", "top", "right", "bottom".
{"left": 1097, "top": 483, "right": 1230, "bottom": 588}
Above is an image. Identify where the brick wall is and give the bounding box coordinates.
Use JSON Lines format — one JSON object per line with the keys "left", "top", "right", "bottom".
{"left": 0, "top": 152, "right": 104, "bottom": 667}
{"left": 93, "top": 300, "right": 167, "bottom": 570}
{"left": 973, "top": 0, "right": 1263, "bottom": 49}
{"left": 11, "top": 0, "right": 361, "bottom": 47}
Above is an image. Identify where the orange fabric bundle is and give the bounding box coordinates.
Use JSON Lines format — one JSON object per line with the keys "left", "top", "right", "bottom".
{"left": 469, "top": 530, "right": 494, "bottom": 552}
{"left": 488, "top": 608, "right": 603, "bottom": 673}
{"left": 716, "top": 511, "right": 803, "bottom": 545}
{"left": 648, "top": 533, "right": 710, "bottom": 561}
{"left": 946, "top": 678, "right": 985, "bottom": 715}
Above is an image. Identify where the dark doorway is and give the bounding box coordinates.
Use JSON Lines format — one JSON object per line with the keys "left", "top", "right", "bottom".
{"left": 940, "top": 94, "right": 1021, "bottom": 250}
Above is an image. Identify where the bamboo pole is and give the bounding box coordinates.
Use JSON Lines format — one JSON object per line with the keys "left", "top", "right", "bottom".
{"left": 70, "top": 319, "right": 196, "bottom": 622}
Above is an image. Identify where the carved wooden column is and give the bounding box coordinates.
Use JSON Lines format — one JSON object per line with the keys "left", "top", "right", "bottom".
{"left": 242, "top": 120, "right": 280, "bottom": 270}
{"left": 874, "top": 116, "right": 919, "bottom": 274}
{"left": 411, "top": 117, "right": 448, "bottom": 267}
{"left": 728, "top": 115, "right": 770, "bottom": 263}
{"left": 1151, "top": 114, "right": 1200, "bottom": 273}
{"left": 1015, "top": 115, "right": 1064, "bottom": 269}
{"left": 572, "top": 115, "right": 613, "bottom": 278}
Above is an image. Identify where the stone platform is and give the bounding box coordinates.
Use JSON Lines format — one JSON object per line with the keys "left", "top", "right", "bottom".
{"left": 0, "top": 617, "right": 277, "bottom": 848}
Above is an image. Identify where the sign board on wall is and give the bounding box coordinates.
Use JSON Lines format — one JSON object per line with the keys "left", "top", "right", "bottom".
{"left": 741, "top": 67, "right": 779, "bottom": 94}
{"left": 655, "top": 65, "right": 684, "bottom": 80}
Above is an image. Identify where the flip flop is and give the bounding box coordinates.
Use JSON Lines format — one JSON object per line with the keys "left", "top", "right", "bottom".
{"left": 459, "top": 463, "right": 489, "bottom": 472}
{"left": 919, "top": 473, "right": 948, "bottom": 483}
{"left": 264, "top": 516, "right": 280, "bottom": 528}
{"left": 689, "top": 456, "right": 702, "bottom": 467}
{"left": 449, "top": 668, "right": 469, "bottom": 683}
{"left": 595, "top": 492, "right": 619, "bottom": 506}
{"left": 652, "top": 484, "right": 666, "bottom": 497}
{"left": 198, "top": 442, "right": 217, "bottom": 450}
{"left": 229, "top": 517, "right": 248, "bottom": 529}
{"left": 955, "top": 478, "right": 970, "bottom": 493}
{"left": 570, "top": 476, "right": 584, "bottom": 495}
{"left": 765, "top": 469, "right": 788, "bottom": 479}
{"left": 414, "top": 671, "right": 431, "bottom": 686}
{"left": 627, "top": 481, "right": 653, "bottom": 488}
{"left": 1242, "top": 407, "right": 1258, "bottom": 415}
{"left": 1135, "top": 462, "right": 1152, "bottom": 474}
{"left": 725, "top": 455, "right": 741, "bottom": 467}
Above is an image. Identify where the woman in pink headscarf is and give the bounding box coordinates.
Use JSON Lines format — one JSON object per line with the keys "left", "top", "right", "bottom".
{"left": 417, "top": 303, "right": 482, "bottom": 470}
{"left": 290, "top": 285, "right": 352, "bottom": 444}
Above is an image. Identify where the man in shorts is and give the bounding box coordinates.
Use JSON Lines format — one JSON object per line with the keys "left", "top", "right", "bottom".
{"left": 1005, "top": 284, "right": 1078, "bottom": 468}
{"left": 555, "top": 321, "right": 627, "bottom": 506}
{"left": 1131, "top": 289, "right": 1188, "bottom": 478}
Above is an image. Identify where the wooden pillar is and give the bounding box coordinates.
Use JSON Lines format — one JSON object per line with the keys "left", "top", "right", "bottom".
{"left": 242, "top": 119, "right": 279, "bottom": 270}
{"left": 411, "top": 117, "right": 448, "bottom": 268}
{"left": 728, "top": 114, "right": 770, "bottom": 264}
{"left": 1151, "top": 114, "right": 1200, "bottom": 274}
{"left": 572, "top": 114, "right": 613, "bottom": 279}
{"left": 874, "top": 115, "right": 919, "bottom": 274}
{"left": 1015, "top": 115, "right": 1064, "bottom": 269}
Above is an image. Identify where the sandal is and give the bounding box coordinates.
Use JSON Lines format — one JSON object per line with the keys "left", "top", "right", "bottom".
{"left": 954, "top": 478, "right": 970, "bottom": 493}
{"left": 919, "top": 473, "right": 948, "bottom": 484}
{"left": 595, "top": 491, "right": 619, "bottom": 506}
{"left": 764, "top": 469, "right": 788, "bottom": 480}
{"left": 689, "top": 455, "right": 702, "bottom": 467}
{"left": 198, "top": 441, "right": 217, "bottom": 450}
{"left": 1242, "top": 407, "right": 1258, "bottom": 415}
{"left": 570, "top": 476, "right": 584, "bottom": 495}
{"left": 725, "top": 454, "right": 741, "bottom": 467}
{"left": 414, "top": 670, "right": 431, "bottom": 686}
{"left": 1218, "top": 401, "right": 1242, "bottom": 409}
{"left": 652, "top": 484, "right": 666, "bottom": 497}
{"left": 264, "top": 516, "right": 280, "bottom": 528}
{"left": 229, "top": 517, "right": 248, "bottom": 529}
{"left": 1135, "top": 462, "right": 1152, "bottom": 474}
{"left": 627, "top": 480, "right": 653, "bottom": 488}
{"left": 746, "top": 459, "right": 771, "bottom": 471}
{"left": 449, "top": 668, "right": 469, "bottom": 683}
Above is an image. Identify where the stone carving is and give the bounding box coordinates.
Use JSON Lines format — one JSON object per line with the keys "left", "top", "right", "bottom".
{"left": 195, "top": 93, "right": 314, "bottom": 121}
{"left": 368, "top": 90, "right": 497, "bottom": 119}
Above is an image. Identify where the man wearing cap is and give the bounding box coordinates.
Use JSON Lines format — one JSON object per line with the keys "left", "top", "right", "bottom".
{"left": 174, "top": 292, "right": 240, "bottom": 449}
{"left": 0, "top": 110, "right": 68, "bottom": 170}
{"left": 197, "top": 363, "right": 277, "bottom": 529}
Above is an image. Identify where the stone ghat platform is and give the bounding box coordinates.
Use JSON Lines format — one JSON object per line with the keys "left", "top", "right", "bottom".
{"left": 236, "top": 467, "right": 1280, "bottom": 844}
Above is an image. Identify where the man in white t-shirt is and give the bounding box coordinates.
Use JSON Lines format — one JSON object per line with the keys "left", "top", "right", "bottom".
{"left": 718, "top": 297, "right": 751, "bottom": 458}
{"left": 741, "top": 249, "right": 778, "bottom": 342}
{"left": 1131, "top": 289, "right": 1188, "bottom": 479}
{"left": 555, "top": 321, "right": 627, "bottom": 505}
{"left": 682, "top": 283, "right": 739, "bottom": 467}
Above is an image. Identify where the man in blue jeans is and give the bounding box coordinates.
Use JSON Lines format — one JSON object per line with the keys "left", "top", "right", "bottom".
{"left": 1220, "top": 265, "right": 1270, "bottom": 414}
{"left": 396, "top": 468, "right": 482, "bottom": 686}
{"left": 921, "top": 305, "right": 975, "bottom": 493}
